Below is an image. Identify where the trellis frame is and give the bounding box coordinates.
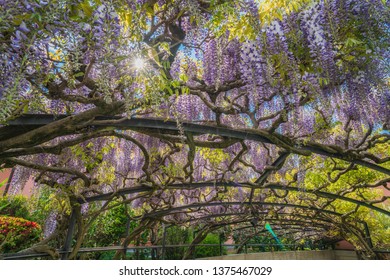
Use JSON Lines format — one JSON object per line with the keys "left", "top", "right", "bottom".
{"left": 0, "top": 114, "right": 388, "bottom": 259}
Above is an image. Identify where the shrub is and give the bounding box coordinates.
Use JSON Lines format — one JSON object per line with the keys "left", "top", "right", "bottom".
{"left": 0, "top": 195, "right": 30, "bottom": 219}
{"left": 85, "top": 203, "right": 130, "bottom": 248}
{"left": 83, "top": 202, "right": 145, "bottom": 259}
{"left": 195, "top": 233, "right": 226, "bottom": 258}
{"left": 164, "top": 226, "right": 192, "bottom": 260}
{"left": 0, "top": 215, "right": 42, "bottom": 253}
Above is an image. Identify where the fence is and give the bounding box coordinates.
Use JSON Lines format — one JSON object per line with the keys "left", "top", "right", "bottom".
{"left": 1, "top": 242, "right": 342, "bottom": 260}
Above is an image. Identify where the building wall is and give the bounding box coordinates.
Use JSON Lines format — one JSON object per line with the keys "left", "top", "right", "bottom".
{"left": 19, "top": 177, "right": 35, "bottom": 197}
{"left": 0, "top": 168, "right": 34, "bottom": 197}
{"left": 334, "top": 240, "right": 355, "bottom": 251}
{"left": 0, "top": 169, "right": 11, "bottom": 196}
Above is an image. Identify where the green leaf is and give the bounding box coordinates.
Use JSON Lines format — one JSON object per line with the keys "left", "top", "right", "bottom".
{"left": 147, "top": 47, "right": 161, "bottom": 67}
{"left": 74, "top": 72, "right": 84, "bottom": 78}
{"left": 171, "top": 80, "right": 180, "bottom": 88}
{"left": 345, "top": 38, "right": 363, "bottom": 48}
{"left": 80, "top": 0, "right": 93, "bottom": 18}
{"left": 343, "top": 55, "right": 355, "bottom": 62}
{"left": 166, "top": 86, "right": 173, "bottom": 95}
{"left": 0, "top": 179, "right": 7, "bottom": 188}
{"left": 179, "top": 73, "right": 188, "bottom": 83}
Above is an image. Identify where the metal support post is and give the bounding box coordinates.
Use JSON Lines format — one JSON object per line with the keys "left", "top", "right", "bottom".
{"left": 61, "top": 210, "right": 77, "bottom": 260}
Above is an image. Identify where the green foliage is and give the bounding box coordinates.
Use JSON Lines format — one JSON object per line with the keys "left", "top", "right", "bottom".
{"left": 0, "top": 216, "right": 42, "bottom": 253}
{"left": 371, "top": 210, "right": 390, "bottom": 249}
{"left": 299, "top": 150, "right": 390, "bottom": 249}
{"left": 199, "top": 147, "right": 230, "bottom": 168}
{"left": 195, "top": 233, "right": 226, "bottom": 258}
{"left": 85, "top": 202, "right": 135, "bottom": 248}
{"left": 161, "top": 163, "right": 185, "bottom": 178}
{"left": 28, "top": 185, "right": 70, "bottom": 226}
{"left": 0, "top": 195, "right": 31, "bottom": 220}
{"left": 0, "top": 178, "right": 6, "bottom": 188}
{"left": 206, "top": 0, "right": 313, "bottom": 41}
{"left": 164, "top": 226, "right": 192, "bottom": 260}
{"left": 69, "top": 140, "right": 117, "bottom": 185}
{"left": 258, "top": 0, "right": 312, "bottom": 25}
{"left": 84, "top": 201, "right": 155, "bottom": 259}
{"left": 95, "top": 251, "right": 116, "bottom": 260}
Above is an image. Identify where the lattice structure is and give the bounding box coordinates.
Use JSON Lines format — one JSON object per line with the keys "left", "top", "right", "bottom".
{"left": 0, "top": 0, "right": 389, "bottom": 260}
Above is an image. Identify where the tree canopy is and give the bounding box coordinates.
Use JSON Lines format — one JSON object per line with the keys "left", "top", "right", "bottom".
{"left": 0, "top": 0, "right": 389, "bottom": 259}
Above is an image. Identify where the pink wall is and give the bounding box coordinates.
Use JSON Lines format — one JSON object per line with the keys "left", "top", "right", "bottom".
{"left": 21, "top": 177, "right": 35, "bottom": 197}
{"left": 0, "top": 168, "right": 34, "bottom": 197}
{"left": 334, "top": 240, "right": 355, "bottom": 250}
{"left": 0, "top": 169, "right": 11, "bottom": 196}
